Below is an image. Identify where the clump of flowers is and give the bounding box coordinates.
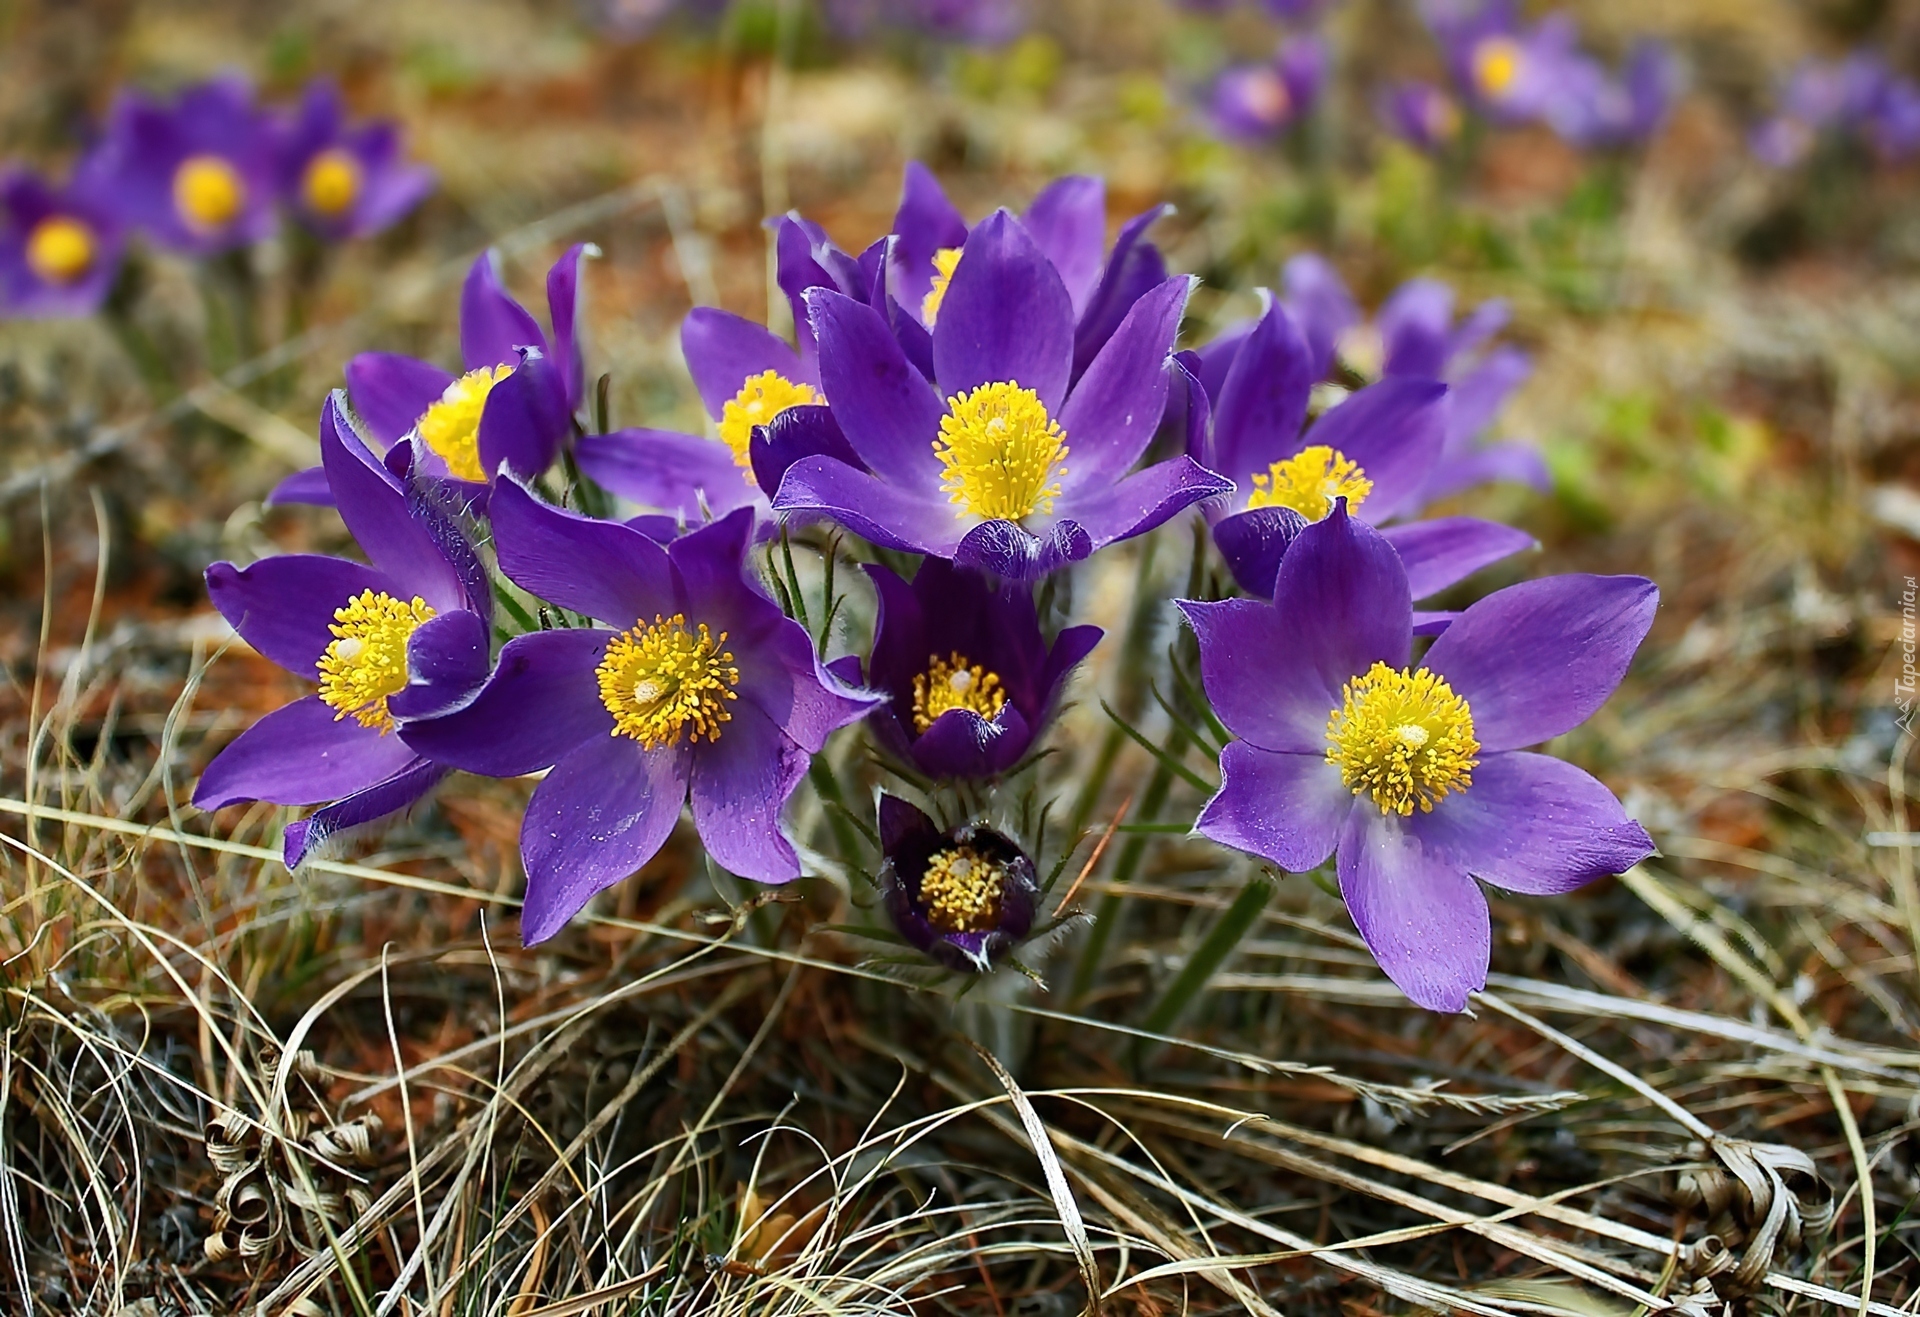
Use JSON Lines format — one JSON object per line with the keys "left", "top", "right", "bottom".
{"left": 1750, "top": 51, "right": 1920, "bottom": 169}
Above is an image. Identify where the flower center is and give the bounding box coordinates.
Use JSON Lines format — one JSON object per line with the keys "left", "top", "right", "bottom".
{"left": 933, "top": 382, "right": 1069, "bottom": 523}
{"left": 173, "top": 154, "right": 247, "bottom": 231}
{"left": 1325, "top": 662, "right": 1480, "bottom": 817}
{"left": 1472, "top": 36, "right": 1524, "bottom": 99}
{"left": 718, "top": 370, "right": 819, "bottom": 472}
{"left": 1243, "top": 445, "right": 1372, "bottom": 520}
{"left": 301, "top": 147, "right": 362, "bottom": 216}
{"left": 920, "top": 246, "right": 964, "bottom": 325}
{"left": 316, "top": 590, "right": 437, "bottom": 734}
{"left": 596, "top": 613, "right": 741, "bottom": 750}
{"left": 919, "top": 844, "right": 1008, "bottom": 934}
{"left": 1425, "top": 92, "right": 1463, "bottom": 141}
{"left": 911, "top": 651, "right": 1007, "bottom": 733}
{"left": 1241, "top": 68, "right": 1293, "bottom": 127}
{"left": 416, "top": 365, "right": 514, "bottom": 482}
{"left": 24, "top": 216, "right": 94, "bottom": 284}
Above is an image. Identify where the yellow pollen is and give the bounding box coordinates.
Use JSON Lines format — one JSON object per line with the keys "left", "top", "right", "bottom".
{"left": 316, "top": 590, "right": 437, "bottom": 734}
{"left": 1472, "top": 36, "right": 1524, "bottom": 99}
{"left": 1325, "top": 662, "right": 1480, "bottom": 817}
{"left": 416, "top": 365, "right": 514, "bottom": 482}
{"left": 1243, "top": 445, "right": 1372, "bottom": 521}
{"left": 719, "top": 370, "right": 819, "bottom": 472}
{"left": 173, "top": 154, "right": 247, "bottom": 231}
{"left": 919, "top": 844, "right": 1008, "bottom": 934}
{"left": 596, "top": 613, "right": 741, "bottom": 750}
{"left": 921, "top": 246, "right": 964, "bottom": 325}
{"left": 301, "top": 147, "right": 362, "bottom": 216}
{"left": 911, "top": 652, "right": 1007, "bottom": 733}
{"left": 24, "top": 216, "right": 94, "bottom": 284}
{"left": 933, "top": 381, "right": 1069, "bottom": 523}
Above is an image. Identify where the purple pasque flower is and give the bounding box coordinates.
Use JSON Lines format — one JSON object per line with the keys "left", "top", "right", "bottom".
{"left": 862, "top": 558, "right": 1101, "bottom": 778}
{"left": 887, "top": 163, "right": 1173, "bottom": 384}
{"left": 773, "top": 211, "right": 1228, "bottom": 582}
{"left": 272, "top": 80, "right": 434, "bottom": 241}
{"left": 0, "top": 167, "right": 125, "bottom": 318}
{"left": 1183, "top": 506, "right": 1657, "bottom": 1011}
{"left": 878, "top": 795, "right": 1038, "bottom": 973}
{"left": 194, "top": 394, "right": 493, "bottom": 869}
{"left": 1752, "top": 53, "right": 1920, "bottom": 167}
{"left": 90, "top": 76, "right": 277, "bottom": 256}
{"left": 1186, "top": 296, "right": 1529, "bottom": 605}
{"left": 1427, "top": 0, "right": 1579, "bottom": 125}
{"left": 1207, "top": 36, "right": 1327, "bottom": 143}
{"left": 1542, "top": 40, "right": 1678, "bottom": 150}
{"left": 826, "top": 0, "right": 1024, "bottom": 42}
{"left": 1379, "top": 81, "right": 1465, "bottom": 154}
{"left": 397, "top": 484, "right": 880, "bottom": 943}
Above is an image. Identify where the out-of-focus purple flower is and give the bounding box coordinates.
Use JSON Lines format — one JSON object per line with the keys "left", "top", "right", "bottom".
{"left": 1185, "top": 297, "right": 1529, "bottom": 605}
{"left": 1379, "top": 81, "right": 1465, "bottom": 153}
{"left": 1755, "top": 52, "right": 1920, "bottom": 167}
{"left": 89, "top": 76, "right": 277, "bottom": 256}
{"left": 591, "top": 0, "right": 729, "bottom": 39}
{"left": 1427, "top": 0, "right": 1579, "bottom": 124}
{"left": 1869, "top": 76, "right": 1920, "bottom": 161}
{"left": 0, "top": 167, "right": 125, "bottom": 318}
{"left": 1544, "top": 40, "right": 1679, "bottom": 149}
{"left": 773, "top": 211, "right": 1227, "bottom": 581}
{"left": 862, "top": 558, "right": 1101, "bottom": 778}
{"left": 1183, "top": 506, "right": 1657, "bottom": 1011}
{"left": 272, "top": 81, "right": 434, "bottom": 241}
{"left": 878, "top": 796, "right": 1039, "bottom": 973}
{"left": 398, "top": 487, "right": 880, "bottom": 943}
{"left": 194, "top": 395, "right": 493, "bottom": 869}
{"left": 1207, "top": 36, "right": 1326, "bottom": 142}
{"left": 826, "top": 0, "right": 1025, "bottom": 42}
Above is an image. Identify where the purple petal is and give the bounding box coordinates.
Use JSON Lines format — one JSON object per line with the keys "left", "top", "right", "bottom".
{"left": 932, "top": 209, "right": 1076, "bottom": 412}
{"left": 1413, "top": 610, "right": 1460, "bottom": 636}
{"left": 954, "top": 519, "right": 1091, "bottom": 582}
{"left": 1056, "top": 456, "right": 1232, "bottom": 554}
{"left": 546, "top": 242, "right": 593, "bottom": 412}
{"left": 1419, "top": 441, "right": 1551, "bottom": 505}
{"left": 207, "top": 554, "right": 390, "bottom": 679}
{"left": 1180, "top": 597, "right": 1333, "bottom": 753}
{"left": 1073, "top": 205, "right": 1170, "bottom": 381}
{"left": 749, "top": 404, "right": 861, "bottom": 500}
{"left": 689, "top": 699, "right": 807, "bottom": 882}
{"left": 1446, "top": 345, "right": 1530, "bottom": 451}
{"left": 265, "top": 465, "right": 334, "bottom": 508}
{"left": 389, "top": 609, "right": 492, "bottom": 722}
{"left": 1447, "top": 298, "right": 1510, "bottom": 366}
{"left": 461, "top": 251, "right": 547, "bottom": 370}
{"left": 346, "top": 353, "right": 453, "bottom": 446}
{"left": 1209, "top": 299, "right": 1314, "bottom": 487}
{"left": 1379, "top": 278, "right": 1455, "bottom": 379}
{"left": 576, "top": 428, "right": 757, "bottom": 520}
{"left": 1170, "top": 350, "right": 1212, "bottom": 465}
{"left": 1023, "top": 174, "right": 1106, "bottom": 316}
{"left": 1338, "top": 807, "right": 1490, "bottom": 1012}
{"left": 878, "top": 792, "right": 939, "bottom": 854}
{"left": 1268, "top": 502, "right": 1412, "bottom": 710}
{"left": 399, "top": 627, "right": 611, "bottom": 777}
{"left": 889, "top": 160, "right": 970, "bottom": 315}
{"left": 1380, "top": 517, "right": 1534, "bottom": 601}
{"left": 193, "top": 695, "right": 418, "bottom": 810}
{"left": 477, "top": 348, "right": 569, "bottom": 481}
{"left": 910, "top": 703, "right": 1032, "bottom": 778}
{"left": 521, "top": 737, "right": 689, "bottom": 943}
{"left": 1040, "top": 623, "right": 1104, "bottom": 705}
{"left": 1193, "top": 321, "right": 1253, "bottom": 405}
{"left": 807, "top": 289, "right": 946, "bottom": 496}
{"left": 1057, "top": 275, "right": 1193, "bottom": 492}
{"left": 1198, "top": 743, "right": 1351, "bottom": 872}
{"left": 489, "top": 480, "right": 677, "bottom": 626}
{"left": 1302, "top": 377, "right": 1448, "bottom": 523}
{"left": 318, "top": 398, "right": 467, "bottom": 614}
{"left": 681, "top": 307, "right": 809, "bottom": 420}
{"left": 1422, "top": 574, "right": 1657, "bottom": 752}
{"left": 771, "top": 455, "right": 964, "bottom": 558}
{"left": 1210, "top": 505, "right": 1308, "bottom": 599}
{"left": 1407, "top": 751, "right": 1654, "bottom": 895}
{"left": 284, "top": 758, "right": 447, "bottom": 869}
{"left": 1281, "top": 253, "right": 1361, "bottom": 380}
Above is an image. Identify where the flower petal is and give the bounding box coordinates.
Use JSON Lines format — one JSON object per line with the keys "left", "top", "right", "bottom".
{"left": 771, "top": 455, "right": 964, "bottom": 558}
{"left": 932, "top": 208, "right": 1075, "bottom": 412}
{"left": 194, "top": 695, "right": 419, "bottom": 810}
{"left": 1057, "top": 275, "right": 1192, "bottom": 493}
{"left": 1421, "top": 574, "right": 1657, "bottom": 752}
{"left": 207, "top": 554, "right": 393, "bottom": 680}
{"left": 1380, "top": 516, "right": 1534, "bottom": 601}
{"left": 1338, "top": 806, "right": 1490, "bottom": 1013}
{"left": 1198, "top": 743, "right": 1351, "bottom": 872}
{"left": 546, "top": 242, "right": 594, "bottom": 412}
{"left": 283, "top": 757, "right": 447, "bottom": 869}
{"left": 461, "top": 250, "right": 546, "bottom": 370}
{"left": 689, "top": 698, "right": 807, "bottom": 882}
{"left": 576, "top": 428, "right": 759, "bottom": 520}
{"left": 749, "top": 404, "right": 861, "bottom": 501}
{"left": 1270, "top": 500, "right": 1412, "bottom": 694}
{"left": 1303, "top": 376, "right": 1447, "bottom": 523}
{"left": 1280, "top": 253, "right": 1361, "bottom": 380}
{"left": 345, "top": 352, "right": 451, "bottom": 445}
{"left": 911, "top": 703, "right": 1031, "bottom": 778}
{"left": 807, "top": 289, "right": 946, "bottom": 496}
{"left": 1211, "top": 506, "right": 1308, "bottom": 599}
{"left": 1420, "top": 441, "right": 1551, "bottom": 505}
{"left": 389, "top": 608, "right": 493, "bottom": 722}
{"left": 1180, "top": 597, "right": 1333, "bottom": 753}
{"left": 477, "top": 348, "right": 569, "bottom": 480}
{"left": 1055, "top": 455, "right": 1232, "bottom": 556}
{"left": 1023, "top": 174, "right": 1106, "bottom": 317}
{"left": 1072, "top": 204, "right": 1170, "bottom": 380}
{"left": 953, "top": 518, "right": 1090, "bottom": 582}
{"left": 489, "top": 479, "right": 677, "bottom": 626}
{"left": 1445, "top": 344, "right": 1529, "bottom": 450}
{"left": 681, "top": 307, "right": 808, "bottom": 420}
{"left": 318, "top": 397, "right": 469, "bottom": 614}
{"left": 398, "top": 628, "right": 611, "bottom": 777}
{"left": 521, "top": 737, "right": 689, "bottom": 943}
{"left": 1208, "top": 298, "right": 1314, "bottom": 488}
{"left": 264, "top": 465, "right": 334, "bottom": 508}
{"left": 888, "top": 160, "right": 969, "bottom": 315}
{"left": 1378, "top": 277, "right": 1455, "bottom": 379}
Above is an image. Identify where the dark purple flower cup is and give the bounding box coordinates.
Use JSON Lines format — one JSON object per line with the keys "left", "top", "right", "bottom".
{"left": 878, "top": 795, "right": 1039, "bottom": 973}
{"left": 1183, "top": 505, "right": 1657, "bottom": 1011}
{"left": 273, "top": 80, "right": 434, "bottom": 241}
{"left": 0, "top": 167, "right": 125, "bottom": 319}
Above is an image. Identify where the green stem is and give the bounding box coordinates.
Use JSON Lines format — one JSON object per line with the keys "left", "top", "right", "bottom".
{"left": 1139, "top": 873, "right": 1273, "bottom": 1040}
{"left": 1069, "top": 743, "right": 1182, "bottom": 1003}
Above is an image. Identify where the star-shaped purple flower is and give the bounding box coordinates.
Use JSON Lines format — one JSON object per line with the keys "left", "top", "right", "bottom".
{"left": 878, "top": 795, "right": 1039, "bottom": 973}
{"left": 398, "top": 484, "right": 881, "bottom": 943}
{"left": 862, "top": 558, "right": 1101, "bottom": 778}
{"left": 1183, "top": 505, "right": 1657, "bottom": 1011}
{"left": 194, "top": 394, "right": 493, "bottom": 869}
{"left": 272, "top": 80, "right": 435, "bottom": 241}
{"left": 773, "top": 210, "right": 1228, "bottom": 581}
{"left": 0, "top": 166, "right": 125, "bottom": 319}
{"left": 1425, "top": 0, "right": 1580, "bottom": 126}
{"left": 1206, "top": 36, "right": 1326, "bottom": 143}
{"left": 1378, "top": 81, "right": 1465, "bottom": 155}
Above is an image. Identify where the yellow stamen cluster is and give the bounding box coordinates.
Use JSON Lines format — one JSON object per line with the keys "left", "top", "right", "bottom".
{"left": 173, "top": 154, "right": 247, "bottom": 231}
{"left": 934, "top": 382, "right": 1069, "bottom": 523}
{"left": 1472, "top": 36, "right": 1524, "bottom": 99}
{"left": 25, "top": 216, "right": 94, "bottom": 284}
{"left": 316, "top": 591, "right": 437, "bottom": 733}
{"left": 719, "top": 370, "right": 819, "bottom": 472}
{"left": 416, "top": 365, "right": 515, "bottom": 482}
{"left": 911, "top": 652, "right": 1007, "bottom": 733}
{"left": 1244, "top": 445, "right": 1372, "bottom": 521}
{"left": 596, "top": 613, "right": 741, "bottom": 749}
{"left": 1325, "top": 662, "right": 1480, "bottom": 817}
{"left": 301, "top": 147, "right": 362, "bottom": 216}
{"left": 919, "top": 844, "right": 1008, "bottom": 934}
{"left": 920, "top": 246, "right": 964, "bottom": 324}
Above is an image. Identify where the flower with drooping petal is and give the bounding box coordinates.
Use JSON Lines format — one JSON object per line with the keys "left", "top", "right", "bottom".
{"left": 773, "top": 210, "right": 1228, "bottom": 581}
{"left": 397, "top": 485, "right": 881, "bottom": 943}
{"left": 878, "top": 795, "right": 1039, "bottom": 973}
{"left": 272, "top": 80, "right": 434, "bottom": 241}
{"left": 89, "top": 76, "right": 277, "bottom": 256}
{"left": 1207, "top": 37, "right": 1326, "bottom": 142}
{"left": 1185, "top": 297, "right": 1530, "bottom": 609}
{"left": 1378, "top": 81, "right": 1465, "bottom": 154}
{"left": 193, "top": 394, "right": 493, "bottom": 869}
{"left": 0, "top": 166, "right": 125, "bottom": 319}
{"left": 1183, "top": 506, "right": 1657, "bottom": 1012}
{"left": 861, "top": 558, "right": 1101, "bottom": 778}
